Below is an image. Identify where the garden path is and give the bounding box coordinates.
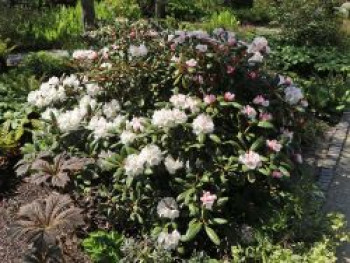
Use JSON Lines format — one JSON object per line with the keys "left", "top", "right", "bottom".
{"left": 324, "top": 112, "right": 350, "bottom": 262}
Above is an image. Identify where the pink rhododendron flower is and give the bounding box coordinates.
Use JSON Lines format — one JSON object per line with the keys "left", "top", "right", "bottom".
{"left": 204, "top": 94, "right": 216, "bottom": 105}
{"left": 278, "top": 75, "right": 292, "bottom": 86}
{"left": 196, "top": 44, "right": 208, "bottom": 53}
{"left": 266, "top": 140, "right": 282, "bottom": 152}
{"left": 253, "top": 95, "right": 269, "bottom": 107}
{"left": 129, "top": 31, "right": 136, "bottom": 38}
{"left": 72, "top": 50, "right": 98, "bottom": 60}
{"left": 193, "top": 75, "right": 204, "bottom": 84}
{"left": 239, "top": 151, "right": 262, "bottom": 170}
{"left": 186, "top": 59, "right": 197, "bottom": 68}
{"left": 224, "top": 92, "right": 235, "bottom": 102}
{"left": 226, "top": 65, "right": 235, "bottom": 74}
{"left": 200, "top": 191, "right": 217, "bottom": 210}
{"left": 170, "top": 43, "right": 177, "bottom": 51}
{"left": 259, "top": 112, "right": 272, "bottom": 121}
{"left": 242, "top": 105, "right": 257, "bottom": 119}
{"left": 272, "top": 170, "right": 283, "bottom": 178}
{"left": 248, "top": 71, "right": 258, "bottom": 79}
{"left": 300, "top": 99, "right": 308, "bottom": 107}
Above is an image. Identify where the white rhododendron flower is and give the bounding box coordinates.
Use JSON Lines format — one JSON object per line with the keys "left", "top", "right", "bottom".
{"left": 200, "top": 191, "right": 217, "bottom": 210}
{"left": 100, "top": 62, "right": 112, "bottom": 69}
{"left": 284, "top": 86, "right": 304, "bottom": 105}
{"left": 48, "top": 76, "right": 60, "bottom": 86}
{"left": 41, "top": 108, "right": 59, "bottom": 120}
{"left": 57, "top": 108, "right": 84, "bottom": 132}
{"left": 157, "top": 230, "right": 181, "bottom": 250}
{"left": 192, "top": 114, "right": 214, "bottom": 135}
{"left": 128, "top": 117, "right": 146, "bottom": 132}
{"left": 248, "top": 52, "right": 264, "bottom": 63}
{"left": 129, "top": 44, "right": 148, "bottom": 57}
{"left": 170, "top": 94, "right": 188, "bottom": 108}
{"left": 86, "top": 83, "right": 101, "bottom": 96}
{"left": 124, "top": 154, "right": 145, "bottom": 177}
{"left": 152, "top": 109, "right": 187, "bottom": 128}
{"left": 62, "top": 74, "right": 80, "bottom": 87}
{"left": 103, "top": 99, "right": 121, "bottom": 119}
{"left": 186, "top": 58, "right": 197, "bottom": 67}
{"left": 266, "top": 139, "right": 282, "bottom": 152}
{"left": 78, "top": 95, "right": 98, "bottom": 116}
{"left": 72, "top": 49, "right": 98, "bottom": 60}
{"left": 247, "top": 37, "right": 270, "bottom": 54}
{"left": 88, "top": 116, "right": 114, "bottom": 138}
{"left": 253, "top": 95, "right": 269, "bottom": 107}
{"left": 157, "top": 197, "right": 179, "bottom": 219}
{"left": 152, "top": 109, "right": 175, "bottom": 128}
{"left": 239, "top": 151, "right": 262, "bottom": 170}
{"left": 120, "top": 130, "right": 137, "bottom": 145}
{"left": 164, "top": 155, "right": 184, "bottom": 174}
{"left": 195, "top": 44, "right": 208, "bottom": 53}
{"left": 27, "top": 81, "right": 67, "bottom": 108}
{"left": 139, "top": 144, "right": 163, "bottom": 167}
{"left": 170, "top": 94, "right": 200, "bottom": 113}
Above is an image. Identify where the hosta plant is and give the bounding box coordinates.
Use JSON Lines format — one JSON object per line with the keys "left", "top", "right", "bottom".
{"left": 22, "top": 20, "right": 322, "bottom": 259}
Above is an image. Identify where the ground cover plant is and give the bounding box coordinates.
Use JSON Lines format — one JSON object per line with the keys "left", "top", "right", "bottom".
{"left": 11, "top": 19, "right": 348, "bottom": 261}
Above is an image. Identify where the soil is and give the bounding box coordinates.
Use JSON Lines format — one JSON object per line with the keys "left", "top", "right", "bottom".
{"left": 0, "top": 176, "right": 91, "bottom": 263}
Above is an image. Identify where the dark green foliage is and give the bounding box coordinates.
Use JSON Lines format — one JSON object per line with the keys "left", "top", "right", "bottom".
{"left": 19, "top": 52, "right": 75, "bottom": 78}
{"left": 233, "top": 0, "right": 279, "bottom": 25}
{"left": 277, "top": 0, "right": 342, "bottom": 47}
{"left": 0, "top": 72, "right": 39, "bottom": 119}
{"left": 167, "top": 0, "right": 206, "bottom": 21}
{"left": 269, "top": 45, "right": 350, "bottom": 77}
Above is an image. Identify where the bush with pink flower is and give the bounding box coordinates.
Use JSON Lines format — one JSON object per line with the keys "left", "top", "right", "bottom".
{"left": 20, "top": 20, "right": 318, "bottom": 260}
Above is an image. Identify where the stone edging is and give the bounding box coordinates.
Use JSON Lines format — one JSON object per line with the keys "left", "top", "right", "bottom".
{"left": 317, "top": 111, "right": 350, "bottom": 192}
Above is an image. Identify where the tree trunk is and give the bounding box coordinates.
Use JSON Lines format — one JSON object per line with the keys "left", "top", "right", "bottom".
{"left": 81, "top": 0, "right": 95, "bottom": 31}
{"left": 155, "top": 0, "right": 166, "bottom": 18}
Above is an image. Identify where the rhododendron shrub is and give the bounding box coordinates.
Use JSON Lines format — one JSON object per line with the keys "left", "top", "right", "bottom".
{"left": 23, "top": 20, "right": 309, "bottom": 257}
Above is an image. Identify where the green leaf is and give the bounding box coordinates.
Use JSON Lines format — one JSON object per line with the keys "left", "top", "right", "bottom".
{"left": 247, "top": 173, "right": 256, "bottom": 183}
{"left": 213, "top": 218, "right": 228, "bottom": 225}
{"left": 205, "top": 226, "right": 220, "bottom": 245}
{"left": 258, "top": 121, "right": 274, "bottom": 129}
{"left": 181, "top": 221, "right": 202, "bottom": 242}
{"left": 198, "top": 133, "right": 206, "bottom": 143}
{"left": 250, "top": 136, "right": 264, "bottom": 151}
{"left": 209, "top": 134, "right": 221, "bottom": 144}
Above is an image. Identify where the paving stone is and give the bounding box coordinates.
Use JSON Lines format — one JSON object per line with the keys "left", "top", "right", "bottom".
{"left": 324, "top": 111, "right": 350, "bottom": 260}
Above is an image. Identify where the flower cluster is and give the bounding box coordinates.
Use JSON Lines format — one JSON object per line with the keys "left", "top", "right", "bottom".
{"left": 28, "top": 77, "right": 67, "bottom": 108}
{"left": 124, "top": 144, "right": 163, "bottom": 177}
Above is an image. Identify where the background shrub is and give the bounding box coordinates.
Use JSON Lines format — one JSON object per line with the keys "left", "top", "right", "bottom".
{"left": 277, "top": 0, "right": 343, "bottom": 46}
